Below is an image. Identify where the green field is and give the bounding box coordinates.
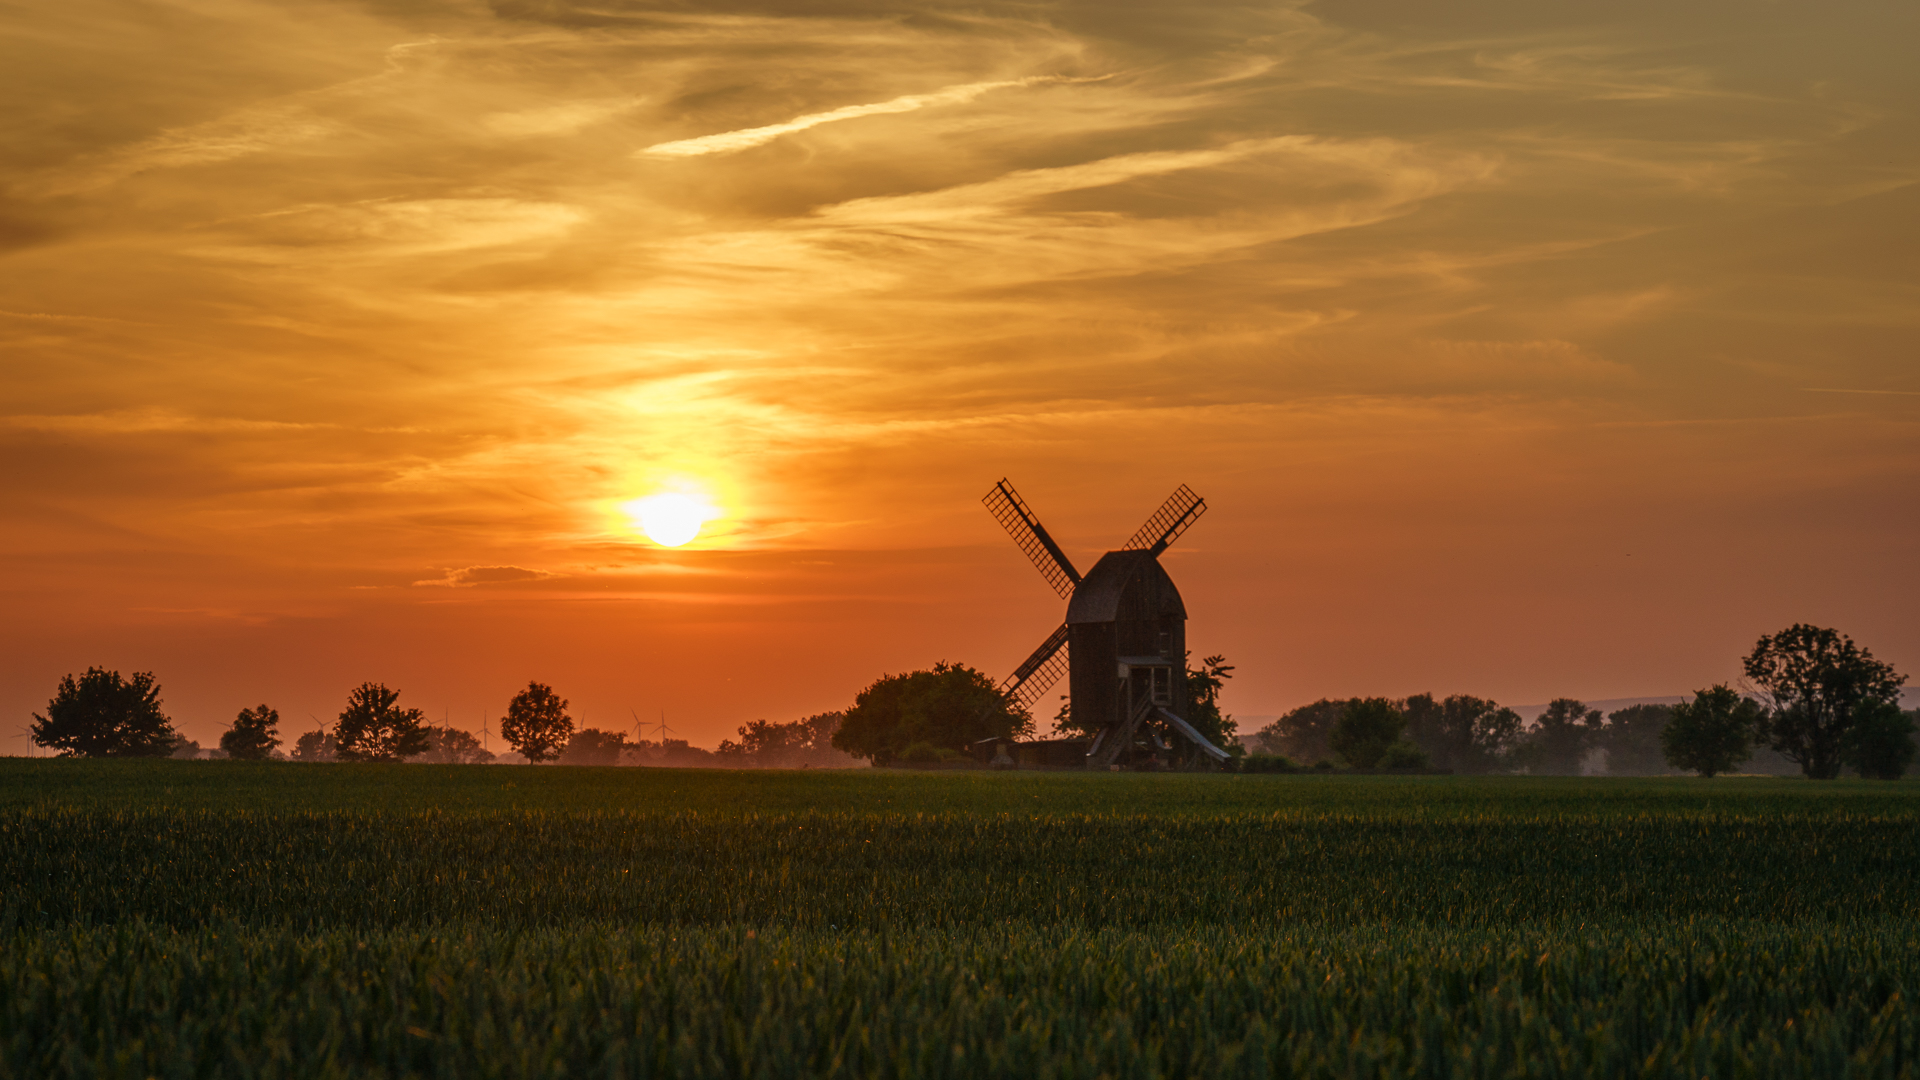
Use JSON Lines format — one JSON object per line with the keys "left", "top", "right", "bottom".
{"left": 4, "top": 761, "right": 1917, "bottom": 1077}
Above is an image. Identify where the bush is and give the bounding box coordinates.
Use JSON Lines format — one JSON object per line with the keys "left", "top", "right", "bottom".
{"left": 897, "top": 741, "right": 962, "bottom": 764}
{"left": 1238, "top": 754, "right": 1300, "bottom": 774}
{"left": 1378, "top": 741, "right": 1429, "bottom": 769}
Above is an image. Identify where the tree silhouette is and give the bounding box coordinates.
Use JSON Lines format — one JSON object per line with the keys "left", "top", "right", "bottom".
{"left": 557, "top": 727, "right": 630, "bottom": 766}
{"left": 220, "top": 704, "right": 281, "bottom": 760}
{"left": 715, "top": 713, "right": 851, "bottom": 768}
{"left": 1602, "top": 704, "right": 1675, "bottom": 775}
{"left": 411, "top": 727, "right": 494, "bottom": 764}
{"left": 1841, "top": 700, "right": 1916, "bottom": 780}
{"left": 1661, "top": 685, "right": 1761, "bottom": 777}
{"left": 833, "top": 662, "right": 1030, "bottom": 765}
{"left": 1745, "top": 624, "right": 1906, "bottom": 779}
{"left": 1181, "top": 654, "right": 1241, "bottom": 761}
{"left": 1328, "top": 697, "right": 1405, "bottom": 769}
{"left": 30, "top": 668, "right": 177, "bottom": 758}
{"left": 1254, "top": 699, "right": 1347, "bottom": 764}
{"left": 1521, "top": 699, "right": 1602, "bottom": 775}
{"left": 334, "top": 683, "right": 430, "bottom": 762}
{"left": 1403, "top": 694, "right": 1522, "bottom": 774}
{"left": 291, "top": 730, "right": 338, "bottom": 762}
{"left": 502, "top": 681, "right": 572, "bottom": 763}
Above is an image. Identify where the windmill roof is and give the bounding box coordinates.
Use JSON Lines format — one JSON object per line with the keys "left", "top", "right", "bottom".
{"left": 1065, "top": 550, "right": 1185, "bottom": 624}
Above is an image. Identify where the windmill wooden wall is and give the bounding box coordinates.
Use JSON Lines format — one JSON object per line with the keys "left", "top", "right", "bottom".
{"left": 1065, "top": 550, "right": 1189, "bottom": 744}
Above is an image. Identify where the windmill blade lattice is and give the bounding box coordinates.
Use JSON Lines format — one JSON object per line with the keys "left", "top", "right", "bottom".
{"left": 1121, "top": 484, "right": 1207, "bottom": 556}
{"left": 982, "top": 479, "right": 1082, "bottom": 598}
{"left": 999, "top": 624, "right": 1070, "bottom": 709}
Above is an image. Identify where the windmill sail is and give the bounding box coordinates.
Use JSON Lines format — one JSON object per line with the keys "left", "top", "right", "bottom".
{"left": 983, "top": 479, "right": 1082, "bottom": 598}
{"left": 999, "top": 623, "right": 1070, "bottom": 708}
{"left": 1121, "top": 484, "right": 1207, "bottom": 556}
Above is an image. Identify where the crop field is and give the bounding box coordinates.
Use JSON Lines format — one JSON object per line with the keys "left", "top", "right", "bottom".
{"left": 4, "top": 761, "right": 1918, "bottom": 1078}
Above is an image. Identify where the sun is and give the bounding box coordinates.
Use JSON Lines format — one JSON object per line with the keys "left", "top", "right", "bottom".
{"left": 622, "top": 491, "right": 719, "bottom": 547}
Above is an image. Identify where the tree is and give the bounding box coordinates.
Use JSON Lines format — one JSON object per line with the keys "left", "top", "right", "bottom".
{"left": 30, "top": 667, "right": 177, "bottom": 758}
{"left": 1254, "top": 699, "right": 1347, "bottom": 764}
{"left": 1841, "top": 700, "right": 1916, "bottom": 780}
{"left": 501, "top": 681, "right": 573, "bottom": 763}
{"left": 715, "top": 712, "right": 854, "bottom": 768}
{"left": 1745, "top": 624, "right": 1907, "bottom": 779}
{"left": 1403, "top": 693, "right": 1522, "bottom": 774}
{"left": 291, "top": 729, "right": 337, "bottom": 762}
{"left": 1048, "top": 699, "right": 1076, "bottom": 737}
{"left": 410, "top": 727, "right": 495, "bottom": 764}
{"left": 1518, "top": 699, "right": 1601, "bottom": 775}
{"left": 1661, "top": 685, "right": 1762, "bottom": 777}
{"left": 558, "top": 728, "right": 631, "bottom": 766}
{"left": 220, "top": 704, "right": 281, "bottom": 761}
{"left": 1328, "top": 697, "right": 1406, "bottom": 769}
{"left": 832, "top": 662, "right": 1031, "bottom": 765}
{"left": 1181, "top": 654, "right": 1241, "bottom": 762}
{"left": 1601, "top": 704, "right": 1674, "bottom": 775}
{"left": 628, "top": 738, "right": 716, "bottom": 767}
{"left": 333, "top": 682, "right": 431, "bottom": 762}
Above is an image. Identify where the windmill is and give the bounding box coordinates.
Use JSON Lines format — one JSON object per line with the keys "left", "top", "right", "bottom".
{"left": 983, "top": 479, "right": 1230, "bottom": 770}
{"left": 631, "top": 708, "right": 675, "bottom": 760}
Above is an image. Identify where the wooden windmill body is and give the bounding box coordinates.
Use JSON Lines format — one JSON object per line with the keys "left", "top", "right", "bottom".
{"left": 982, "top": 480, "right": 1230, "bottom": 770}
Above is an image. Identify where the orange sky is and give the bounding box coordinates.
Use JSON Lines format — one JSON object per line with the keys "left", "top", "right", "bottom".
{"left": 4, "top": 0, "right": 1916, "bottom": 751}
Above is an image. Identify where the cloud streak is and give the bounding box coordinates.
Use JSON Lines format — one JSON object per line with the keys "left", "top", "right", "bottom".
{"left": 415, "top": 566, "right": 555, "bottom": 588}
{"left": 638, "top": 77, "right": 1076, "bottom": 158}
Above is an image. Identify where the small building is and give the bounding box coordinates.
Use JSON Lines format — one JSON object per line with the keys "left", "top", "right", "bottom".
{"left": 971, "top": 736, "right": 1091, "bottom": 770}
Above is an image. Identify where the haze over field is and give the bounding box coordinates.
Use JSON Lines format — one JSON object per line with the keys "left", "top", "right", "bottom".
{"left": 3, "top": 0, "right": 1915, "bottom": 749}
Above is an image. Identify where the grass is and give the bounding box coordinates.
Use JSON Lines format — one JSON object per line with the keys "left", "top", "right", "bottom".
{"left": 8, "top": 921, "right": 1916, "bottom": 1079}
{"left": 3, "top": 757, "right": 1914, "bottom": 817}
{"left": 3, "top": 760, "right": 1918, "bottom": 1077}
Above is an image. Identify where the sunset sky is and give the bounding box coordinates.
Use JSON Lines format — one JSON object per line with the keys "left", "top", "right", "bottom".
{"left": 5, "top": 0, "right": 1916, "bottom": 751}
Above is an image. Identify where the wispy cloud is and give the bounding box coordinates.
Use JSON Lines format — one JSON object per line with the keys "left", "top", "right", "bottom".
{"left": 638, "top": 76, "right": 1083, "bottom": 158}
{"left": 414, "top": 566, "right": 555, "bottom": 588}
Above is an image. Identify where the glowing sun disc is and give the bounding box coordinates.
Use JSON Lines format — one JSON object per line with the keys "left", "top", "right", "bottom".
{"left": 627, "top": 492, "right": 714, "bottom": 547}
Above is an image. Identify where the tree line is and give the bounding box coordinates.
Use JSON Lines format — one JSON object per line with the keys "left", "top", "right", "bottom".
{"left": 26, "top": 673, "right": 857, "bottom": 768}
{"left": 1247, "top": 624, "right": 1913, "bottom": 779}
{"left": 24, "top": 623, "right": 1909, "bottom": 778}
